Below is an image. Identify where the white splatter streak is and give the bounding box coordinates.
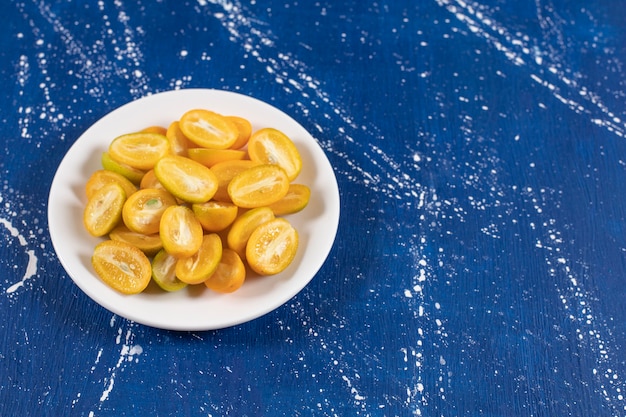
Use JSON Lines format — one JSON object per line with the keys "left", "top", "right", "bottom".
{"left": 88, "top": 323, "right": 143, "bottom": 413}
{"left": 0, "top": 217, "right": 39, "bottom": 294}
{"left": 436, "top": 0, "right": 626, "bottom": 137}
{"left": 197, "top": 2, "right": 448, "bottom": 415}
{"left": 30, "top": 0, "right": 150, "bottom": 101}
{"left": 430, "top": 1, "right": 626, "bottom": 412}
{"left": 522, "top": 187, "right": 626, "bottom": 414}
{"left": 200, "top": 0, "right": 361, "bottom": 134}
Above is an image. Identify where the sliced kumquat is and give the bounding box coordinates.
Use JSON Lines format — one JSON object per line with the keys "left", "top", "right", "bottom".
{"left": 166, "top": 120, "right": 193, "bottom": 156}
{"left": 101, "top": 151, "right": 146, "bottom": 185}
{"left": 83, "top": 183, "right": 126, "bottom": 237}
{"left": 141, "top": 125, "right": 168, "bottom": 135}
{"left": 210, "top": 159, "right": 259, "bottom": 202}
{"left": 246, "top": 218, "right": 299, "bottom": 275}
{"left": 160, "top": 205, "right": 204, "bottom": 258}
{"left": 86, "top": 169, "right": 137, "bottom": 200}
{"left": 108, "top": 132, "right": 170, "bottom": 171}
{"left": 179, "top": 109, "right": 239, "bottom": 149}
{"left": 227, "top": 164, "right": 290, "bottom": 208}
{"left": 109, "top": 224, "right": 163, "bottom": 256}
{"left": 122, "top": 188, "right": 178, "bottom": 235}
{"left": 225, "top": 115, "right": 252, "bottom": 150}
{"left": 151, "top": 249, "right": 188, "bottom": 292}
{"left": 247, "top": 127, "right": 302, "bottom": 181}
{"left": 91, "top": 240, "right": 152, "bottom": 294}
{"left": 192, "top": 201, "right": 239, "bottom": 232}
{"left": 205, "top": 248, "right": 246, "bottom": 293}
{"left": 154, "top": 155, "right": 218, "bottom": 203}
{"left": 267, "top": 183, "right": 311, "bottom": 215}
{"left": 139, "top": 169, "right": 166, "bottom": 190}
{"left": 83, "top": 108, "right": 311, "bottom": 295}
{"left": 226, "top": 207, "right": 275, "bottom": 259}
{"left": 175, "top": 233, "right": 223, "bottom": 285}
{"left": 188, "top": 148, "right": 247, "bottom": 167}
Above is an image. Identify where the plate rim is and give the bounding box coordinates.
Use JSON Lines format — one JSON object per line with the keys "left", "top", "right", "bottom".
{"left": 47, "top": 88, "right": 340, "bottom": 331}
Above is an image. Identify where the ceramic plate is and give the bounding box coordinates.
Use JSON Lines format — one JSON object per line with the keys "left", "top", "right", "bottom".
{"left": 48, "top": 89, "right": 340, "bottom": 331}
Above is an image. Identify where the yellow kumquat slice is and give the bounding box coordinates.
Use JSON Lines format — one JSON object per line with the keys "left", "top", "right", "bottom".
{"left": 154, "top": 155, "right": 218, "bottom": 203}
{"left": 151, "top": 249, "right": 188, "bottom": 292}
{"left": 175, "top": 233, "right": 223, "bottom": 285}
{"left": 227, "top": 164, "right": 290, "bottom": 208}
{"left": 109, "top": 224, "right": 163, "bottom": 257}
{"left": 267, "top": 183, "right": 311, "bottom": 215}
{"left": 160, "top": 205, "right": 204, "bottom": 258}
{"left": 108, "top": 132, "right": 170, "bottom": 171}
{"left": 101, "top": 151, "right": 146, "bottom": 185}
{"left": 226, "top": 207, "right": 275, "bottom": 259}
{"left": 83, "top": 183, "right": 126, "bottom": 237}
{"left": 179, "top": 109, "right": 239, "bottom": 149}
{"left": 85, "top": 169, "right": 137, "bottom": 200}
{"left": 247, "top": 127, "right": 302, "bottom": 181}
{"left": 210, "top": 159, "right": 259, "bottom": 202}
{"left": 91, "top": 240, "right": 152, "bottom": 294}
{"left": 246, "top": 218, "right": 299, "bottom": 275}
{"left": 122, "top": 188, "right": 178, "bottom": 235}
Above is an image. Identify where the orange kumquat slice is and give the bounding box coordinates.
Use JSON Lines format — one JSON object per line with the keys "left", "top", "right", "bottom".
{"left": 166, "top": 121, "right": 193, "bottom": 156}
{"left": 139, "top": 169, "right": 166, "bottom": 190}
{"left": 192, "top": 201, "right": 239, "bottom": 232}
{"left": 188, "top": 148, "right": 247, "bottom": 168}
{"left": 225, "top": 115, "right": 252, "bottom": 150}
{"left": 204, "top": 248, "right": 246, "bottom": 293}
{"left": 141, "top": 125, "right": 168, "bottom": 135}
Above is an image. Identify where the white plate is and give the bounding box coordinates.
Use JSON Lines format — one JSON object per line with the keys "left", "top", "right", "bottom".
{"left": 48, "top": 89, "right": 340, "bottom": 331}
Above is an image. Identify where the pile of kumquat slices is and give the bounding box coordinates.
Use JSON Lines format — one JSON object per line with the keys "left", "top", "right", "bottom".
{"left": 83, "top": 109, "right": 310, "bottom": 295}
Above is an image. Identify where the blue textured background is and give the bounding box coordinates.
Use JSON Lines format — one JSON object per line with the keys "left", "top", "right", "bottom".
{"left": 1, "top": 1, "right": 626, "bottom": 416}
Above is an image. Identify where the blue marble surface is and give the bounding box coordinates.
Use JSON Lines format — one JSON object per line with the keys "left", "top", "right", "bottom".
{"left": 2, "top": 0, "right": 626, "bottom": 416}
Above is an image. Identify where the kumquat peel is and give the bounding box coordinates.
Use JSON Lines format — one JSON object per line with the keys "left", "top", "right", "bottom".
{"left": 82, "top": 109, "right": 310, "bottom": 295}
